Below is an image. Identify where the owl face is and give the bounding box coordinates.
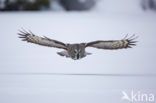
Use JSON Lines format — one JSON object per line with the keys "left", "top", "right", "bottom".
{"left": 67, "top": 44, "right": 86, "bottom": 60}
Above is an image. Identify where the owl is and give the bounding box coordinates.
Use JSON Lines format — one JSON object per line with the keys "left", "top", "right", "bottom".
{"left": 18, "top": 29, "right": 137, "bottom": 60}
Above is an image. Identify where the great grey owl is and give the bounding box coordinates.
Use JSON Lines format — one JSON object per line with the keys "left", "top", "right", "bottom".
{"left": 18, "top": 30, "right": 137, "bottom": 60}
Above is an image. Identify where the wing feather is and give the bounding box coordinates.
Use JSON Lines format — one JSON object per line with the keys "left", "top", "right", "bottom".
{"left": 18, "top": 30, "right": 67, "bottom": 50}
{"left": 86, "top": 35, "right": 138, "bottom": 50}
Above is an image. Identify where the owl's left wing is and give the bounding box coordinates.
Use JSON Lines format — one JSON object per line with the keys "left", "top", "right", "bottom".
{"left": 85, "top": 35, "right": 137, "bottom": 50}
{"left": 18, "top": 30, "right": 67, "bottom": 50}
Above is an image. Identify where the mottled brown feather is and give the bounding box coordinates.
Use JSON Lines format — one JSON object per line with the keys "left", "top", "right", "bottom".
{"left": 18, "top": 30, "right": 67, "bottom": 50}
{"left": 86, "top": 35, "right": 137, "bottom": 50}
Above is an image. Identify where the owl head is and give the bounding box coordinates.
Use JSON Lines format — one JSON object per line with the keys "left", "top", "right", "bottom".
{"left": 67, "top": 44, "right": 86, "bottom": 60}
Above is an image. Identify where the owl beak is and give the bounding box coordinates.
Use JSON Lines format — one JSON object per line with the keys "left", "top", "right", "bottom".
{"left": 77, "top": 54, "right": 80, "bottom": 59}
{"left": 73, "top": 53, "right": 80, "bottom": 60}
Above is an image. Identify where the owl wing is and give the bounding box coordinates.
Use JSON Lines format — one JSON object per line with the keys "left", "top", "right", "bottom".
{"left": 85, "top": 35, "right": 137, "bottom": 50}
{"left": 18, "top": 30, "right": 67, "bottom": 50}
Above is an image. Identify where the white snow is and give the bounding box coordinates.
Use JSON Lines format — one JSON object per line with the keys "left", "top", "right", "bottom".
{"left": 0, "top": 0, "right": 156, "bottom": 103}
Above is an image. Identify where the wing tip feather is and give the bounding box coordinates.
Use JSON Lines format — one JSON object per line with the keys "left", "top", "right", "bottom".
{"left": 123, "top": 34, "right": 138, "bottom": 49}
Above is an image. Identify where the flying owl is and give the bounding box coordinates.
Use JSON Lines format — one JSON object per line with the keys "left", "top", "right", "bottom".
{"left": 18, "top": 30, "right": 137, "bottom": 60}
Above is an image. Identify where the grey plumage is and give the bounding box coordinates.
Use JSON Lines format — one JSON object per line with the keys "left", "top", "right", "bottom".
{"left": 18, "top": 30, "right": 137, "bottom": 60}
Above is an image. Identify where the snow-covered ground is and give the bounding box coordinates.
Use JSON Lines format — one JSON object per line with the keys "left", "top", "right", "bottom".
{"left": 0, "top": 0, "right": 156, "bottom": 103}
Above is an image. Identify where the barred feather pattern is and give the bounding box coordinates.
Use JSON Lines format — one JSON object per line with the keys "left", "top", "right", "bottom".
{"left": 18, "top": 30, "right": 67, "bottom": 50}
{"left": 86, "top": 34, "right": 137, "bottom": 50}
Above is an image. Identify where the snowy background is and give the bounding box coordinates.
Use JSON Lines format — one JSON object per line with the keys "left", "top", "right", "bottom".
{"left": 0, "top": 0, "right": 156, "bottom": 103}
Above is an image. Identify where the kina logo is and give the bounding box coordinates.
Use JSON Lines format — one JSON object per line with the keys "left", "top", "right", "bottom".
{"left": 121, "top": 90, "right": 155, "bottom": 102}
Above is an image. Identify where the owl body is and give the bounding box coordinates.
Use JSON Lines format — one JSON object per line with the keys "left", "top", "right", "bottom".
{"left": 58, "top": 43, "right": 89, "bottom": 60}
{"left": 18, "top": 30, "right": 137, "bottom": 60}
{"left": 67, "top": 44, "right": 86, "bottom": 60}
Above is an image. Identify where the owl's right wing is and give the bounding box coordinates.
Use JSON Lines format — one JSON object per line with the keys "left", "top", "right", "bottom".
{"left": 18, "top": 30, "right": 67, "bottom": 50}
{"left": 85, "top": 35, "right": 137, "bottom": 50}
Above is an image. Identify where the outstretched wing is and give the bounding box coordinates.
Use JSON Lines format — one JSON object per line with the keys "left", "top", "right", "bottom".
{"left": 18, "top": 30, "right": 67, "bottom": 50}
{"left": 85, "top": 35, "right": 138, "bottom": 50}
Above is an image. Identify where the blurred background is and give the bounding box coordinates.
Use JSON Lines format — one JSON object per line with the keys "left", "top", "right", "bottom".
{"left": 0, "top": 0, "right": 156, "bottom": 11}
{"left": 0, "top": 0, "right": 156, "bottom": 103}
